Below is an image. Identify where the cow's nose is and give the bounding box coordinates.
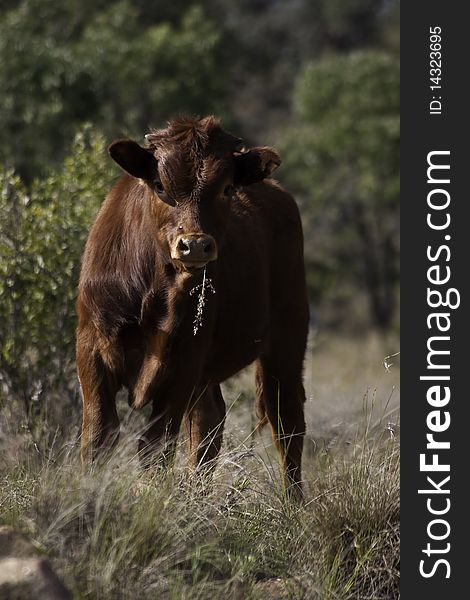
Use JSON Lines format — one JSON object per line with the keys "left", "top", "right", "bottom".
{"left": 173, "top": 233, "right": 218, "bottom": 265}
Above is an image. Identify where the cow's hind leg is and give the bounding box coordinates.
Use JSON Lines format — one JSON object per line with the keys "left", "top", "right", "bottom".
{"left": 138, "top": 401, "right": 183, "bottom": 469}
{"left": 78, "top": 335, "right": 120, "bottom": 467}
{"left": 256, "top": 355, "right": 306, "bottom": 499}
{"left": 137, "top": 378, "right": 198, "bottom": 468}
{"left": 184, "top": 384, "right": 226, "bottom": 471}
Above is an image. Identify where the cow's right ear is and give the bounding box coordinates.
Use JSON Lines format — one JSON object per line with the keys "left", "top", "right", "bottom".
{"left": 108, "top": 139, "right": 158, "bottom": 181}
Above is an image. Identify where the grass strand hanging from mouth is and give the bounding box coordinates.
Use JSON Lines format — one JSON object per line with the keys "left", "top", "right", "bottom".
{"left": 189, "top": 267, "right": 216, "bottom": 335}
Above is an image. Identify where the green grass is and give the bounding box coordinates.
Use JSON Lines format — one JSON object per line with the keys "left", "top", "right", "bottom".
{"left": 0, "top": 335, "right": 399, "bottom": 599}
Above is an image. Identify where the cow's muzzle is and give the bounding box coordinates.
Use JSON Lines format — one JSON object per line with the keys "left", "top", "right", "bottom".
{"left": 171, "top": 233, "right": 218, "bottom": 270}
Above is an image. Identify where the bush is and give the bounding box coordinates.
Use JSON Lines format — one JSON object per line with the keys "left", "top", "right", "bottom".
{"left": 0, "top": 127, "right": 113, "bottom": 415}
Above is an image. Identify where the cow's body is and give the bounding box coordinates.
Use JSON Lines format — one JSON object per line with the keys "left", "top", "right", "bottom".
{"left": 77, "top": 116, "right": 308, "bottom": 494}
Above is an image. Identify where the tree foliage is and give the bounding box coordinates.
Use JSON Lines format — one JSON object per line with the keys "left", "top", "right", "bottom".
{"left": 0, "top": 0, "right": 225, "bottom": 180}
{"left": 283, "top": 51, "right": 399, "bottom": 329}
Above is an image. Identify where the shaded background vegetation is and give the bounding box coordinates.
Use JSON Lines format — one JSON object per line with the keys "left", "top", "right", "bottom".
{"left": 0, "top": 0, "right": 399, "bottom": 411}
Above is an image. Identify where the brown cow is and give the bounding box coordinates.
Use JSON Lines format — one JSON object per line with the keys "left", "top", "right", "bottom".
{"left": 76, "top": 115, "right": 309, "bottom": 495}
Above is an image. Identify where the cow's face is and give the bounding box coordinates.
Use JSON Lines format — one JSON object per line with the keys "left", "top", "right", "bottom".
{"left": 108, "top": 116, "right": 280, "bottom": 274}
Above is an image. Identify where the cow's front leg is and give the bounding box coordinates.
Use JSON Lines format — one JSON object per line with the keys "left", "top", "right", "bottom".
{"left": 77, "top": 331, "right": 120, "bottom": 468}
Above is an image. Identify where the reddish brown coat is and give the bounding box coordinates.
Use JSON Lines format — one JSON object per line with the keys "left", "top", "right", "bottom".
{"left": 77, "top": 116, "right": 308, "bottom": 494}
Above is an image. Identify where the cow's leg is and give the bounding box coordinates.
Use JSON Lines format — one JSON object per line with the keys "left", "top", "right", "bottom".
{"left": 138, "top": 404, "right": 180, "bottom": 468}
{"left": 137, "top": 383, "right": 191, "bottom": 468}
{"left": 78, "top": 335, "right": 120, "bottom": 467}
{"left": 184, "top": 384, "right": 226, "bottom": 470}
{"left": 256, "top": 355, "right": 306, "bottom": 499}
{"left": 255, "top": 363, "right": 268, "bottom": 429}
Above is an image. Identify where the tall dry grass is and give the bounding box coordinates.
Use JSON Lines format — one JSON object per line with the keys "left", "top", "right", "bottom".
{"left": 0, "top": 334, "right": 399, "bottom": 599}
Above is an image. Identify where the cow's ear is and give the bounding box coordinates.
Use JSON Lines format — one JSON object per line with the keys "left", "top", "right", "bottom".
{"left": 108, "top": 139, "right": 158, "bottom": 180}
{"left": 233, "top": 146, "right": 281, "bottom": 187}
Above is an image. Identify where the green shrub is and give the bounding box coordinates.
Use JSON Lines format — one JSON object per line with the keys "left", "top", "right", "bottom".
{"left": 0, "top": 127, "right": 113, "bottom": 415}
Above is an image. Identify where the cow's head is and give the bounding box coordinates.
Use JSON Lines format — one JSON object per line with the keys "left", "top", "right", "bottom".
{"left": 108, "top": 116, "right": 281, "bottom": 274}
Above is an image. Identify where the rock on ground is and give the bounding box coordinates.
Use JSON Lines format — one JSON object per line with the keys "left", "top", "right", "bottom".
{"left": 0, "top": 526, "right": 71, "bottom": 600}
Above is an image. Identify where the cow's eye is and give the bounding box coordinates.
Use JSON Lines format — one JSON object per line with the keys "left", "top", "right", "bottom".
{"left": 154, "top": 180, "right": 176, "bottom": 206}
{"left": 223, "top": 185, "right": 235, "bottom": 197}
{"left": 154, "top": 180, "right": 164, "bottom": 194}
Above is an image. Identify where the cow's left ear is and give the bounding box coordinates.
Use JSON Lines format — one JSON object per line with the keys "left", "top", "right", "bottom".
{"left": 108, "top": 139, "right": 158, "bottom": 181}
{"left": 233, "top": 146, "right": 281, "bottom": 187}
